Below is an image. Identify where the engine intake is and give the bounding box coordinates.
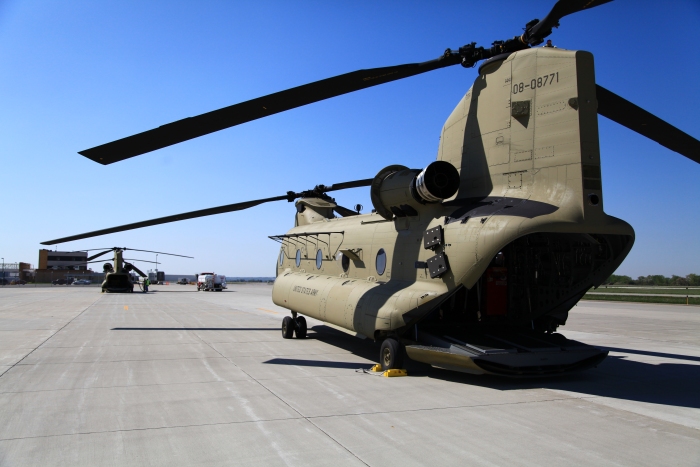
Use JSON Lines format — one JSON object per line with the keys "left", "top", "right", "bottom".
{"left": 370, "top": 161, "right": 460, "bottom": 220}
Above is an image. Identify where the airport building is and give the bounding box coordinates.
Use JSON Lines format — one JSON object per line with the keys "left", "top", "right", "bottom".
{"left": 38, "top": 249, "right": 88, "bottom": 270}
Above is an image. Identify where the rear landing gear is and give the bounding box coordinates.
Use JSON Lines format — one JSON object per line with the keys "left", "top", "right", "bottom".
{"left": 380, "top": 337, "right": 404, "bottom": 371}
{"left": 281, "top": 313, "right": 307, "bottom": 339}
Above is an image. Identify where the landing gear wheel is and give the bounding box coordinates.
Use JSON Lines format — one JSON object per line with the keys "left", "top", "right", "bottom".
{"left": 380, "top": 337, "right": 404, "bottom": 371}
{"left": 294, "top": 316, "right": 307, "bottom": 339}
{"left": 282, "top": 316, "right": 294, "bottom": 339}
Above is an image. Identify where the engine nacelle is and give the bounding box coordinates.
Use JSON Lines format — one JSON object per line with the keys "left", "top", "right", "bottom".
{"left": 370, "top": 161, "right": 460, "bottom": 220}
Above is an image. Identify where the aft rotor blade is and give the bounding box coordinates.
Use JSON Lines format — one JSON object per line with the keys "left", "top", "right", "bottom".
{"left": 123, "top": 249, "right": 193, "bottom": 258}
{"left": 526, "top": 0, "right": 613, "bottom": 44}
{"left": 41, "top": 195, "right": 288, "bottom": 245}
{"left": 79, "top": 59, "right": 458, "bottom": 165}
{"left": 87, "top": 249, "right": 113, "bottom": 261}
{"left": 596, "top": 85, "right": 700, "bottom": 164}
{"left": 123, "top": 258, "right": 159, "bottom": 264}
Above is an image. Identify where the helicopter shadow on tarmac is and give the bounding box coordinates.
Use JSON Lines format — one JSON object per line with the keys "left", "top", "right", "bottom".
{"left": 266, "top": 324, "right": 700, "bottom": 411}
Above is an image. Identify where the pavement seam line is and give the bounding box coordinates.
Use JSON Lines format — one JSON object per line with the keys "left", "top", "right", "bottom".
{"left": 0, "top": 295, "right": 104, "bottom": 379}
{"left": 0, "top": 415, "right": 301, "bottom": 442}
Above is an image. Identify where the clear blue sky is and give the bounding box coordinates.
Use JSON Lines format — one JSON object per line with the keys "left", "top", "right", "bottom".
{"left": 1, "top": 0, "right": 698, "bottom": 278}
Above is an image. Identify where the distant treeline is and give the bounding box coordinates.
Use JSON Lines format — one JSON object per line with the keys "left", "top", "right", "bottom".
{"left": 225, "top": 277, "right": 275, "bottom": 283}
{"left": 604, "top": 274, "right": 700, "bottom": 286}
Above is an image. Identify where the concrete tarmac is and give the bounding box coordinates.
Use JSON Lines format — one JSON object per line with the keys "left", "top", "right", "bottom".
{"left": 0, "top": 284, "right": 698, "bottom": 466}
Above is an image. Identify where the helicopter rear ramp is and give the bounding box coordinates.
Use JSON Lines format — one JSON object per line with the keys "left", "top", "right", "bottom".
{"left": 406, "top": 329, "right": 607, "bottom": 377}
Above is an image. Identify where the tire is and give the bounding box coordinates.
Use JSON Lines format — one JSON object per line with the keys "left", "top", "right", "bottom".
{"left": 294, "top": 316, "right": 307, "bottom": 339}
{"left": 282, "top": 316, "right": 294, "bottom": 339}
{"left": 380, "top": 337, "right": 404, "bottom": 371}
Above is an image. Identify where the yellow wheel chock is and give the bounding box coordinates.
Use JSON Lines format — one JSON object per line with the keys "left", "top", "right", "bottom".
{"left": 369, "top": 364, "right": 407, "bottom": 377}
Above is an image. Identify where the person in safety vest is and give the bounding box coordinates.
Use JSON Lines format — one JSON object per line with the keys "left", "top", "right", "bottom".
{"left": 143, "top": 277, "right": 150, "bottom": 293}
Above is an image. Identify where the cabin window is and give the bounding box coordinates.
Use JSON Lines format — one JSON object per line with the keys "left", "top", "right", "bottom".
{"left": 336, "top": 252, "right": 350, "bottom": 272}
{"left": 316, "top": 249, "right": 323, "bottom": 269}
{"left": 295, "top": 249, "right": 301, "bottom": 267}
{"left": 279, "top": 249, "right": 284, "bottom": 266}
{"left": 376, "top": 249, "right": 387, "bottom": 276}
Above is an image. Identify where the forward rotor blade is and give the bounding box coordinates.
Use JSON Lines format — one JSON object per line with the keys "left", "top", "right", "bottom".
{"left": 87, "top": 249, "right": 113, "bottom": 261}
{"left": 596, "top": 85, "right": 700, "bottom": 164}
{"left": 41, "top": 195, "right": 288, "bottom": 245}
{"left": 79, "top": 59, "right": 458, "bottom": 165}
{"left": 41, "top": 177, "right": 373, "bottom": 244}
{"left": 123, "top": 249, "right": 193, "bottom": 258}
{"left": 526, "top": 0, "right": 613, "bottom": 44}
{"left": 333, "top": 205, "right": 360, "bottom": 217}
{"left": 324, "top": 179, "right": 373, "bottom": 192}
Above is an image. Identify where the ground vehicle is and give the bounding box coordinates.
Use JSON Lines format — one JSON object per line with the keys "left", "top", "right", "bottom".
{"left": 52, "top": 278, "right": 74, "bottom": 285}
{"left": 177, "top": 278, "right": 189, "bottom": 285}
{"left": 197, "top": 273, "right": 226, "bottom": 291}
{"left": 72, "top": 279, "right": 91, "bottom": 285}
{"left": 1, "top": 278, "right": 25, "bottom": 285}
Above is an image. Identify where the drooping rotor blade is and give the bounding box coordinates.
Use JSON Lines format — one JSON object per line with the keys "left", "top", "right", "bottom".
{"left": 41, "top": 178, "right": 372, "bottom": 244}
{"left": 80, "top": 59, "right": 460, "bottom": 165}
{"left": 123, "top": 249, "right": 193, "bottom": 258}
{"left": 596, "top": 85, "right": 700, "bottom": 164}
{"left": 525, "top": 0, "right": 614, "bottom": 45}
{"left": 87, "top": 249, "right": 113, "bottom": 261}
{"left": 41, "top": 195, "right": 287, "bottom": 245}
{"left": 123, "top": 258, "right": 159, "bottom": 264}
{"left": 127, "top": 263, "right": 148, "bottom": 277}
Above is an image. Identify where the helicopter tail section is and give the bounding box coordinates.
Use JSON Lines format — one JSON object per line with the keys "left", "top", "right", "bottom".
{"left": 438, "top": 47, "right": 605, "bottom": 225}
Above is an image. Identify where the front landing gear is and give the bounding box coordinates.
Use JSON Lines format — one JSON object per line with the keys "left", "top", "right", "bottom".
{"left": 380, "top": 337, "right": 404, "bottom": 371}
{"left": 281, "top": 313, "right": 307, "bottom": 339}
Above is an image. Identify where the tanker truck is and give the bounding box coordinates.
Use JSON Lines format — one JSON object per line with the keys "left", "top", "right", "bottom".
{"left": 197, "top": 273, "right": 226, "bottom": 292}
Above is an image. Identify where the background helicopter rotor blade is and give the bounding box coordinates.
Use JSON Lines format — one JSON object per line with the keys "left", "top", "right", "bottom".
{"left": 86, "top": 249, "right": 113, "bottom": 261}
{"left": 123, "top": 249, "right": 193, "bottom": 258}
{"left": 79, "top": 60, "right": 459, "bottom": 165}
{"left": 126, "top": 263, "right": 147, "bottom": 277}
{"left": 524, "top": 0, "right": 614, "bottom": 45}
{"left": 596, "top": 85, "right": 700, "bottom": 164}
{"left": 41, "top": 178, "right": 373, "bottom": 244}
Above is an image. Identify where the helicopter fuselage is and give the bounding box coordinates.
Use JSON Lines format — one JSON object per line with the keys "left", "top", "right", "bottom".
{"left": 272, "top": 47, "right": 634, "bottom": 376}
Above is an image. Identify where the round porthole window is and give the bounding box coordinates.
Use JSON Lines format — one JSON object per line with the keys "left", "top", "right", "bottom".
{"left": 337, "top": 252, "right": 350, "bottom": 272}
{"left": 279, "top": 249, "right": 284, "bottom": 266}
{"left": 295, "top": 249, "right": 301, "bottom": 267}
{"left": 316, "top": 249, "right": 323, "bottom": 270}
{"left": 376, "top": 248, "right": 387, "bottom": 276}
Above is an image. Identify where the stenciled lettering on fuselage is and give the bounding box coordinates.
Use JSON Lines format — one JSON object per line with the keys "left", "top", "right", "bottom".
{"left": 511, "top": 72, "right": 559, "bottom": 95}
{"left": 292, "top": 286, "right": 319, "bottom": 296}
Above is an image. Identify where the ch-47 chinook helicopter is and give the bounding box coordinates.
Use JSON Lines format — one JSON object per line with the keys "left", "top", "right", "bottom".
{"left": 43, "top": 0, "right": 699, "bottom": 376}
{"left": 77, "top": 248, "right": 193, "bottom": 293}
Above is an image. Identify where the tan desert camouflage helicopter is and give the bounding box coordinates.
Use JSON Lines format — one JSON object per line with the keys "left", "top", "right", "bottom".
{"left": 77, "top": 248, "right": 192, "bottom": 293}
{"left": 43, "top": 0, "right": 699, "bottom": 376}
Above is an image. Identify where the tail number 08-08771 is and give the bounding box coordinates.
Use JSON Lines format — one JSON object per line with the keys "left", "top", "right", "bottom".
{"left": 513, "top": 72, "right": 559, "bottom": 94}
